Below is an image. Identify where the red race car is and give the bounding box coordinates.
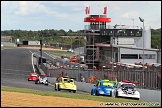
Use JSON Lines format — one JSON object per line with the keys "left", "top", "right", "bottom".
{"left": 28, "top": 73, "right": 38, "bottom": 81}
{"left": 70, "top": 56, "right": 78, "bottom": 63}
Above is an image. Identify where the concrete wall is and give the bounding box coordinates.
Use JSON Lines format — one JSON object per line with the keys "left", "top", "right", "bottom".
{"left": 1, "top": 42, "right": 16, "bottom": 47}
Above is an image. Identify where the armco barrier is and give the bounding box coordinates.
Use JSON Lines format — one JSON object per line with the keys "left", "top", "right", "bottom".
{"left": 47, "top": 77, "right": 161, "bottom": 102}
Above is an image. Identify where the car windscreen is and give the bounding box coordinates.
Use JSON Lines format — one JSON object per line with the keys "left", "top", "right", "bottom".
{"left": 40, "top": 76, "right": 45, "bottom": 79}
{"left": 69, "top": 79, "right": 73, "bottom": 83}
{"left": 121, "top": 84, "right": 135, "bottom": 89}
{"left": 102, "top": 81, "right": 113, "bottom": 86}
{"left": 31, "top": 74, "right": 37, "bottom": 76}
{"left": 64, "top": 79, "right": 68, "bottom": 82}
{"left": 64, "top": 79, "right": 73, "bottom": 83}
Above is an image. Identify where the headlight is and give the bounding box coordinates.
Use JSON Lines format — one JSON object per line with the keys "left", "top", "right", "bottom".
{"left": 99, "top": 91, "right": 104, "bottom": 94}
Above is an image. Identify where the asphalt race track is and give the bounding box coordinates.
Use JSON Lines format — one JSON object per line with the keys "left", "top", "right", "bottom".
{"left": 1, "top": 48, "right": 55, "bottom": 92}
{"left": 1, "top": 48, "right": 86, "bottom": 94}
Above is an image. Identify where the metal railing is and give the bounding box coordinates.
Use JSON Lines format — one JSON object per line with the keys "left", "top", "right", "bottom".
{"left": 84, "top": 25, "right": 141, "bottom": 31}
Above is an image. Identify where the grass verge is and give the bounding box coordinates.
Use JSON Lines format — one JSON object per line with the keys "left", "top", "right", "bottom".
{"left": 1, "top": 86, "right": 145, "bottom": 102}
{"left": 1, "top": 46, "right": 17, "bottom": 50}
{"left": 1, "top": 86, "right": 161, "bottom": 107}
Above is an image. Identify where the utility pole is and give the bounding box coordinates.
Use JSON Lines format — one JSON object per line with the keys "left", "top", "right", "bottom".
{"left": 131, "top": 19, "right": 134, "bottom": 28}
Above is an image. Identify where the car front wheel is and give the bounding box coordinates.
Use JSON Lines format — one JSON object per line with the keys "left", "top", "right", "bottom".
{"left": 95, "top": 90, "right": 99, "bottom": 96}
{"left": 54, "top": 84, "right": 57, "bottom": 91}
{"left": 58, "top": 85, "right": 61, "bottom": 91}
{"left": 45, "top": 81, "right": 48, "bottom": 85}
{"left": 115, "top": 91, "right": 118, "bottom": 98}
{"left": 135, "top": 98, "right": 139, "bottom": 100}
{"left": 110, "top": 91, "right": 112, "bottom": 97}
{"left": 35, "top": 80, "right": 38, "bottom": 84}
{"left": 91, "top": 90, "right": 95, "bottom": 96}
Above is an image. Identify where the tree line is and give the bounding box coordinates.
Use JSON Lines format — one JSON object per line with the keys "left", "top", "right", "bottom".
{"left": 1, "top": 28, "right": 161, "bottom": 49}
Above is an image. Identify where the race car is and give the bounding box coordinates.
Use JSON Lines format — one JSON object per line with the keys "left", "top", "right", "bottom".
{"left": 70, "top": 56, "right": 78, "bottom": 63}
{"left": 91, "top": 80, "right": 116, "bottom": 97}
{"left": 54, "top": 76, "right": 77, "bottom": 93}
{"left": 67, "top": 48, "right": 74, "bottom": 52}
{"left": 114, "top": 81, "right": 140, "bottom": 100}
{"left": 28, "top": 73, "right": 38, "bottom": 81}
{"left": 35, "top": 74, "right": 48, "bottom": 85}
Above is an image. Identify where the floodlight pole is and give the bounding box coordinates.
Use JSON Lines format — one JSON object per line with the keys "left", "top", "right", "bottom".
{"left": 139, "top": 17, "right": 145, "bottom": 87}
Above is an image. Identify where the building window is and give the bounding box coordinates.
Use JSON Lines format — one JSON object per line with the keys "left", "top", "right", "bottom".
{"left": 121, "top": 54, "right": 138, "bottom": 59}
{"left": 148, "top": 54, "right": 155, "bottom": 59}
{"left": 139, "top": 54, "right": 148, "bottom": 59}
{"left": 139, "top": 54, "right": 155, "bottom": 59}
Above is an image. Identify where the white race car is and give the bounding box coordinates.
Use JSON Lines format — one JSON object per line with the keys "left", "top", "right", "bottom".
{"left": 114, "top": 81, "right": 140, "bottom": 100}
{"left": 35, "top": 74, "right": 48, "bottom": 85}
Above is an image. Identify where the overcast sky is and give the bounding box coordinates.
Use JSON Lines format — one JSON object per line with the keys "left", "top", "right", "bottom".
{"left": 1, "top": 1, "right": 161, "bottom": 31}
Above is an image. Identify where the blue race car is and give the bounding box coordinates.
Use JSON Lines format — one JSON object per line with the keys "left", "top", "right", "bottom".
{"left": 91, "top": 80, "right": 115, "bottom": 97}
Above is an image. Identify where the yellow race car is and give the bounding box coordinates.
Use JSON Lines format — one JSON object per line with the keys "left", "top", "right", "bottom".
{"left": 54, "top": 76, "right": 77, "bottom": 93}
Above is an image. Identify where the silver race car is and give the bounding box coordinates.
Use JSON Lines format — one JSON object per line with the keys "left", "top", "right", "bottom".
{"left": 35, "top": 74, "right": 48, "bottom": 85}
{"left": 114, "top": 81, "right": 140, "bottom": 100}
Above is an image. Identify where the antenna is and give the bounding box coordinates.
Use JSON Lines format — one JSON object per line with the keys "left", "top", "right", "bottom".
{"left": 131, "top": 19, "right": 134, "bottom": 28}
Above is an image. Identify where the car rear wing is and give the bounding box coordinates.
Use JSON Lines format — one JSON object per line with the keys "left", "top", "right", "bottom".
{"left": 122, "top": 80, "right": 139, "bottom": 85}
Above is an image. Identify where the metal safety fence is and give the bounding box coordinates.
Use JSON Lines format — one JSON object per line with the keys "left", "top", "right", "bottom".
{"left": 41, "top": 63, "right": 161, "bottom": 90}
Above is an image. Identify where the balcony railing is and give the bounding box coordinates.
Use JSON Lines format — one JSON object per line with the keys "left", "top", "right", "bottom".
{"left": 84, "top": 25, "right": 141, "bottom": 31}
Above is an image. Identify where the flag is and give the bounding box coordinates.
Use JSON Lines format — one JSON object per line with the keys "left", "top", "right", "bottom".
{"left": 103, "top": 6, "right": 107, "bottom": 14}
{"left": 85, "top": 6, "right": 90, "bottom": 14}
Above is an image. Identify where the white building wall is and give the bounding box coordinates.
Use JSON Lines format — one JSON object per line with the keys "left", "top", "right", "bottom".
{"left": 157, "top": 50, "right": 161, "bottom": 63}
{"left": 111, "top": 26, "right": 151, "bottom": 49}
{"left": 119, "top": 48, "right": 157, "bottom": 64}
{"left": 144, "top": 27, "right": 151, "bottom": 49}
{"left": 134, "top": 26, "right": 151, "bottom": 49}
{"left": 134, "top": 37, "right": 142, "bottom": 48}
{"left": 114, "top": 37, "right": 136, "bottom": 47}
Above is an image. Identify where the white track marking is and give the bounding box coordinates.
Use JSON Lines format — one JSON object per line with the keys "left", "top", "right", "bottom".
{"left": 29, "top": 50, "right": 33, "bottom": 53}
{"left": 44, "top": 52, "right": 57, "bottom": 59}
{"left": 29, "top": 50, "right": 35, "bottom": 73}
{"left": 2, "top": 72, "right": 29, "bottom": 76}
{"left": 1, "top": 68, "right": 31, "bottom": 72}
